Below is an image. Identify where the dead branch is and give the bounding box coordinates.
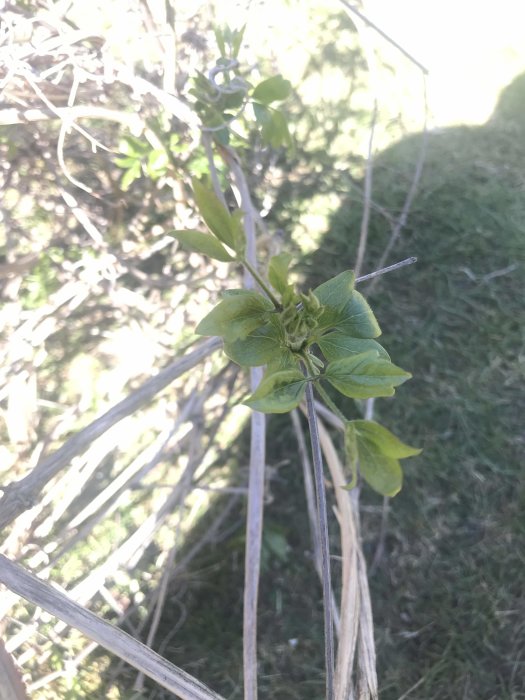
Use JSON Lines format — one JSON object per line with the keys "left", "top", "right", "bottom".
{"left": 0, "top": 337, "right": 222, "bottom": 531}
{"left": 0, "top": 555, "right": 226, "bottom": 700}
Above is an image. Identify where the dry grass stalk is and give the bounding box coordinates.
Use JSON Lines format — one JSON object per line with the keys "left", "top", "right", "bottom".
{"left": 315, "top": 418, "right": 378, "bottom": 700}
{"left": 0, "top": 337, "right": 222, "bottom": 531}
{"left": 0, "top": 555, "right": 226, "bottom": 700}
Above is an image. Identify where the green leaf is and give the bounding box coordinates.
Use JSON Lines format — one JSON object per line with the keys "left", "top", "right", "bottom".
{"left": 191, "top": 178, "right": 235, "bottom": 248}
{"left": 252, "top": 75, "right": 292, "bottom": 104}
{"left": 169, "top": 230, "right": 235, "bottom": 262}
{"left": 343, "top": 422, "right": 358, "bottom": 490}
{"left": 268, "top": 253, "right": 292, "bottom": 295}
{"left": 146, "top": 149, "right": 169, "bottom": 177}
{"left": 244, "top": 369, "right": 307, "bottom": 413}
{"left": 266, "top": 110, "right": 290, "bottom": 148}
{"left": 253, "top": 102, "right": 271, "bottom": 127}
{"left": 337, "top": 291, "right": 381, "bottom": 338}
{"left": 214, "top": 26, "right": 227, "bottom": 56}
{"left": 314, "top": 270, "right": 355, "bottom": 330}
{"left": 119, "top": 135, "right": 149, "bottom": 157}
{"left": 114, "top": 155, "right": 139, "bottom": 168}
{"left": 314, "top": 270, "right": 355, "bottom": 308}
{"left": 253, "top": 105, "right": 290, "bottom": 148}
{"left": 266, "top": 349, "right": 298, "bottom": 372}
{"left": 224, "top": 323, "right": 283, "bottom": 366}
{"left": 317, "top": 288, "right": 381, "bottom": 338}
{"left": 352, "top": 420, "right": 421, "bottom": 458}
{"left": 357, "top": 438, "right": 403, "bottom": 497}
{"left": 195, "top": 291, "right": 272, "bottom": 342}
{"left": 324, "top": 351, "right": 411, "bottom": 399}
{"left": 317, "top": 332, "right": 389, "bottom": 362}
{"left": 222, "top": 87, "right": 245, "bottom": 110}
{"left": 231, "top": 24, "right": 246, "bottom": 58}
{"left": 120, "top": 160, "right": 141, "bottom": 191}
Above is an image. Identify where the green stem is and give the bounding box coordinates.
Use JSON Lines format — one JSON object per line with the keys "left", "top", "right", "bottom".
{"left": 242, "top": 259, "right": 281, "bottom": 309}
{"left": 302, "top": 354, "right": 348, "bottom": 425}
{"left": 313, "top": 382, "right": 348, "bottom": 425}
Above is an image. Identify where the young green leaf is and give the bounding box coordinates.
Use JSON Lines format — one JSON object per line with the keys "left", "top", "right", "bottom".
{"left": 268, "top": 253, "right": 293, "bottom": 295}
{"left": 253, "top": 102, "right": 271, "bottom": 127}
{"left": 169, "top": 230, "right": 235, "bottom": 262}
{"left": 314, "top": 270, "right": 355, "bottom": 330}
{"left": 191, "top": 178, "right": 236, "bottom": 248}
{"left": 195, "top": 291, "right": 272, "bottom": 342}
{"left": 314, "top": 270, "right": 355, "bottom": 309}
{"left": 224, "top": 323, "right": 284, "bottom": 366}
{"left": 252, "top": 75, "right": 292, "bottom": 104}
{"left": 214, "top": 26, "right": 227, "bottom": 56}
{"left": 317, "top": 332, "right": 389, "bottom": 362}
{"left": 324, "top": 351, "right": 411, "bottom": 399}
{"left": 244, "top": 368, "right": 307, "bottom": 413}
{"left": 336, "top": 291, "right": 381, "bottom": 338}
{"left": 357, "top": 438, "right": 403, "bottom": 497}
{"left": 268, "top": 110, "right": 291, "bottom": 148}
{"left": 317, "top": 288, "right": 381, "bottom": 338}
{"left": 120, "top": 160, "right": 142, "bottom": 191}
{"left": 231, "top": 24, "right": 246, "bottom": 58}
{"left": 353, "top": 420, "right": 421, "bottom": 458}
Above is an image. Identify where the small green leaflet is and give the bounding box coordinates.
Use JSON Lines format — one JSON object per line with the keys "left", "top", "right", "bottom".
{"left": 120, "top": 161, "right": 141, "bottom": 191}
{"left": 244, "top": 368, "right": 307, "bottom": 413}
{"left": 224, "top": 323, "right": 283, "bottom": 366}
{"left": 253, "top": 104, "right": 291, "bottom": 149}
{"left": 192, "top": 178, "right": 245, "bottom": 251}
{"left": 195, "top": 290, "right": 272, "bottom": 342}
{"left": 352, "top": 420, "right": 421, "bottom": 458}
{"left": 343, "top": 420, "right": 421, "bottom": 497}
{"left": 252, "top": 75, "right": 292, "bottom": 104}
{"left": 169, "top": 230, "right": 235, "bottom": 262}
{"left": 324, "top": 351, "right": 411, "bottom": 399}
{"left": 335, "top": 290, "right": 382, "bottom": 338}
{"left": 268, "top": 253, "right": 292, "bottom": 295}
{"left": 357, "top": 439, "right": 403, "bottom": 497}
{"left": 314, "top": 270, "right": 355, "bottom": 310}
{"left": 316, "top": 288, "right": 381, "bottom": 338}
{"left": 317, "top": 332, "right": 389, "bottom": 362}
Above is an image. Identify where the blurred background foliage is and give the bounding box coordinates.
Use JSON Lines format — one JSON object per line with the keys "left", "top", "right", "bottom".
{"left": 0, "top": 0, "right": 524, "bottom": 698}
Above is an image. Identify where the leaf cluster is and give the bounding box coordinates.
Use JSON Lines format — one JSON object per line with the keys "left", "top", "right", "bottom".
{"left": 188, "top": 25, "right": 293, "bottom": 149}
